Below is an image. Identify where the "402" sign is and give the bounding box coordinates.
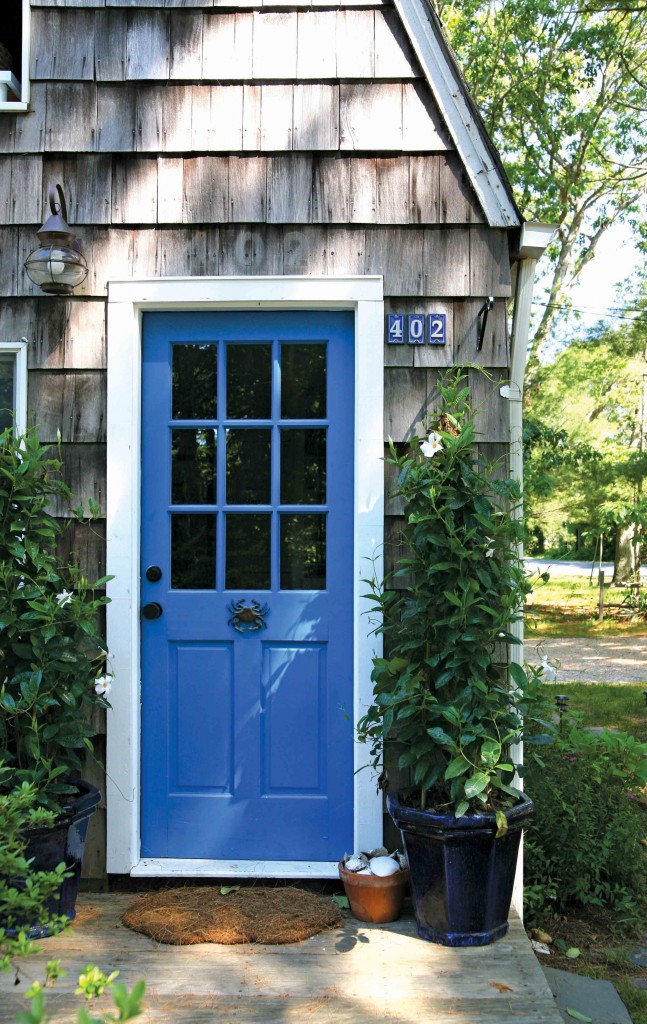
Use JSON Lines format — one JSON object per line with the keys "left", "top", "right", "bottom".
{"left": 387, "top": 313, "right": 446, "bottom": 346}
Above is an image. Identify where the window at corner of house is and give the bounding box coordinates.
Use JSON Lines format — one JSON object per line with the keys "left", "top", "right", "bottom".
{"left": 0, "top": 0, "right": 26, "bottom": 106}
{"left": 0, "top": 343, "right": 26, "bottom": 434}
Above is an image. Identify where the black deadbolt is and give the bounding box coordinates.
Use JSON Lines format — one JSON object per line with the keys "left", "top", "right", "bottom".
{"left": 142, "top": 602, "right": 163, "bottom": 620}
{"left": 145, "top": 565, "right": 163, "bottom": 583}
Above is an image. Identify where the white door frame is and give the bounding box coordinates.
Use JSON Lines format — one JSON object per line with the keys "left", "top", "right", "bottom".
{"left": 105, "top": 276, "right": 385, "bottom": 877}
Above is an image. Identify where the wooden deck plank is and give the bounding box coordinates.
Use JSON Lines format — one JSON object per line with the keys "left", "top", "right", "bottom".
{"left": 1, "top": 995, "right": 564, "bottom": 1024}
{"left": 0, "top": 895, "right": 561, "bottom": 1024}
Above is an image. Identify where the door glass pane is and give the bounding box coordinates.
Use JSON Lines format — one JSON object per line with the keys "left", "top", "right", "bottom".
{"left": 280, "top": 514, "right": 326, "bottom": 590}
{"left": 281, "top": 344, "right": 326, "bottom": 419}
{"left": 172, "top": 344, "right": 217, "bottom": 420}
{"left": 0, "top": 354, "right": 15, "bottom": 433}
{"left": 227, "top": 344, "right": 272, "bottom": 419}
{"left": 172, "top": 429, "right": 216, "bottom": 505}
{"left": 226, "top": 514, "right": 271, "bottom": 590}
{"left": 280, "top": 429, "right": 326, "bottom": 505}
{"left": 171, "top": 514, "right": 216, "bottom": 589}
{"left": 226, "top": 429, "right": 271, "bottom": 505}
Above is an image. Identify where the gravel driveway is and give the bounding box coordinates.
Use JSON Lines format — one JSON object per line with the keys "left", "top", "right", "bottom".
{"left": 526, "top": 636, "right": 647, "bottom": 684}
{"left": 525, "top": 559, "right": 647, "bottom": 580}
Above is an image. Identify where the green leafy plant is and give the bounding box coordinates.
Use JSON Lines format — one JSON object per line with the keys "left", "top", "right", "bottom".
{"left": 0, "top": 772, "right": 70, "bottom": 965}
{"left": 0, "top": 427, "right": 112, "bottom": 809}
{"left": 17, "top": 965, "right": 145, "bottom": 1024}
{"left": 1, "top": 781, "right": 144, "bottom": 1024}
{"left": 358, "top": 370, "right": 554, "bottom": 822}
{"left": 524, "top": 725, "right": 647, "bottom": 917}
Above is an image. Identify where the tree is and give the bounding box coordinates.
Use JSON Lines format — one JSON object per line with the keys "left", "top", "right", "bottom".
{"left": 522, "top": 305, "right": 647, "bottom": 575}
{"left": 438, "top": 0, "right": 647, "bottom": 375}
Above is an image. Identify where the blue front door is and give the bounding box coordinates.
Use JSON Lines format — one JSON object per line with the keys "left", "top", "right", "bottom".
{"left": 140, "top": 311, "right": 355, "bottom": 860}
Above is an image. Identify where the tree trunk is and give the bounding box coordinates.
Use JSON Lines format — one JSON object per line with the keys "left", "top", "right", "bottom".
{"left": 613, "top": 523, "right": 636, "bottom": 584}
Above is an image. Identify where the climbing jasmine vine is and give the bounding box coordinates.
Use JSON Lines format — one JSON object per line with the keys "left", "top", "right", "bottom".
{"left": 358, "top": 369, "right": 555, "bottom": 822}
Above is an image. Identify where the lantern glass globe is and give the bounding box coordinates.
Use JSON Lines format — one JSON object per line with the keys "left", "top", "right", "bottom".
{"left": 24, "top": 244, "right": 88, "bottom": 296}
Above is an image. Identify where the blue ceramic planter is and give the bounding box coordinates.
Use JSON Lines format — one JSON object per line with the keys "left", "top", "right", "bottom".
{"left": 387, "top": 791, "right": 533, "bottom": 946}
{"left": 4, "top": 780, "right": 101, "bottom": 938}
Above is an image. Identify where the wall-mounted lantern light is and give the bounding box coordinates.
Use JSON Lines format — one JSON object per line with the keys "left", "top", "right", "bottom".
{"left": 24, "top": 184, "right": 88, "bottom": 296}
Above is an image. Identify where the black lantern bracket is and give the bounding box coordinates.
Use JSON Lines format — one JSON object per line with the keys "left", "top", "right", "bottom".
{"left": 476, "top": 296, "right": 495, "bottom": 352}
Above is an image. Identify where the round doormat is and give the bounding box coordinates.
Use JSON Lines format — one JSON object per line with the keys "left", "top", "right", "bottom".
{"left": 121, "top": 886, "right": 342, "bottom": 945}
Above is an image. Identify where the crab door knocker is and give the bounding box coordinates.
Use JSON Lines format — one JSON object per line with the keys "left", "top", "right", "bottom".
{"left": 227, "top": 599, "right": 270, "bottom": 633}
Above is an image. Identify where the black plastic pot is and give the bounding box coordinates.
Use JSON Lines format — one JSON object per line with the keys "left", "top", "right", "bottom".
{"left": 387, "top": 791, "right": 533, "bottom": 946}
{"left": 5, "top": 780, "right": 101, "bottom": 938}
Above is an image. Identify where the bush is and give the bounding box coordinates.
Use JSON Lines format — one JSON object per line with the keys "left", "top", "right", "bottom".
{"left": 1, "top": 768, "right": 145, "bottom": 1023}
{"left": 0, "top": 427, "right": 111, "bottom": 810}
{"left": 0, "top": 768, "right": 70, "bottom": 969}
{"left": 524, "top": 725, "right": 647, "bottom": 919}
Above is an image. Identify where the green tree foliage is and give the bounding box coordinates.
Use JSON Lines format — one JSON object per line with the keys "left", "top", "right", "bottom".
{"left": 437, "top": 0, "right": 647, "bottom": 368}
{"left": 523, "top": 306, "right": 647, "bottom": 565}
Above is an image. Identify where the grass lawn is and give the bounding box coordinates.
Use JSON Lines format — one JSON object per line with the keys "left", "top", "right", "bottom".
{"left": 544, "top": 681, "right": 647, "bottom": 741}
{"left": 526, "top": 574, "right": 647, "bottom": 638}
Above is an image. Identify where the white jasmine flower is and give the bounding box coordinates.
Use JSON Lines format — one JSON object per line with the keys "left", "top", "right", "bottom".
{"left": 55, "top": 589, "right": 73, "bottom": 607}
{"left": 94, "top": 675, "right": 113, "bottom": 697}
{"left": 485, "top": 538, "right": 495, "bottom": 557}
{"left": 540, "top": 655, "right": 557, "bottom": 684}
{"left": 420, "top": 431, "right": 443, "bottom": 458}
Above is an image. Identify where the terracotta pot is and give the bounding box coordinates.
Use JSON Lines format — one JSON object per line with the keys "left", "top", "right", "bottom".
{"left": 338, "top": 860, "right": 409, "bottom": 924}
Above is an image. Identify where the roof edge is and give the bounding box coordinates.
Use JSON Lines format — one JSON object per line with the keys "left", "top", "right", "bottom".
{"left": 393, "top": 0, "right": 522, "bottom": 230}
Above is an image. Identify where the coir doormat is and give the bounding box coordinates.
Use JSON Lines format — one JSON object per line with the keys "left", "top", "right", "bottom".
{"left": 121, "top": 886, "right": 342, "bottom": 945}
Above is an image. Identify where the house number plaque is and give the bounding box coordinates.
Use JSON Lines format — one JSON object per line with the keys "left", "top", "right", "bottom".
{"left": 387, "top": 313, "right": 446, "bottom": 346}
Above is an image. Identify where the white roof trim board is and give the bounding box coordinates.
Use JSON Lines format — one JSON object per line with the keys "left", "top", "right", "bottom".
{"left": 394, "top": 0, "right": 521, "bottom": 229}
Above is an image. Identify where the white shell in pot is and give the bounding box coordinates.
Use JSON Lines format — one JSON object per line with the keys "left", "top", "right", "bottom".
{"left": 369, "top": 856, "right": 401, "bottom": 877}
{"left": 344, "top": 854, "right": 369, "bottom": 873}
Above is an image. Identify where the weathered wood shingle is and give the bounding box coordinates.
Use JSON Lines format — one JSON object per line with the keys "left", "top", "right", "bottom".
{"left": 10, "top": 0, "right": 523, "bottom": 884}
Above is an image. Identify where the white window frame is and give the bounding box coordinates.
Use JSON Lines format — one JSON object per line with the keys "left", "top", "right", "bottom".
{"left": 105, "top": 275, "right": 385, "bottom": 878}
{"left": 0, "top": 0, "right": 31, "bottom": 112}
{"left": 0, "top": 340, "right": 28, "bottom": 432}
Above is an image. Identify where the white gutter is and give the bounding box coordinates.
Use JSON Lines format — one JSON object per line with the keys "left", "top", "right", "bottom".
{"left": 508, "top": 222, "right": 557, "bottom": 562}
{"left": 507, "top": 222, "right": 556, "bottom": 918}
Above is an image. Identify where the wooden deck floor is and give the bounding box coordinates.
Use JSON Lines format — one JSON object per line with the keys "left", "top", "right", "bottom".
{"left": 1, "top": 893, "right": 563, "bottom": 1023}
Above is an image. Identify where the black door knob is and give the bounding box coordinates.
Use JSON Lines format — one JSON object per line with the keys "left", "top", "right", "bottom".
{"left": 142, "top": 602, "right": 163, "bottom": 620}
{"left": 145, "top": 565, "right": 163, "bottom": 583}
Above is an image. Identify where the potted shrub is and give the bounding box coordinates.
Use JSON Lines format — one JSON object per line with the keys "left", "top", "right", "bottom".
{"left": 0, "top": 427, "right": 111, "bottom": 932}
{"left": 358, "top": 370, "right": 553, "bottom": 946}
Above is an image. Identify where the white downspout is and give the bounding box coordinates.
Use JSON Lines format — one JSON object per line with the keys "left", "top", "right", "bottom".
{"left": 508, "top": 222, "right": 556, "bottom": 919}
